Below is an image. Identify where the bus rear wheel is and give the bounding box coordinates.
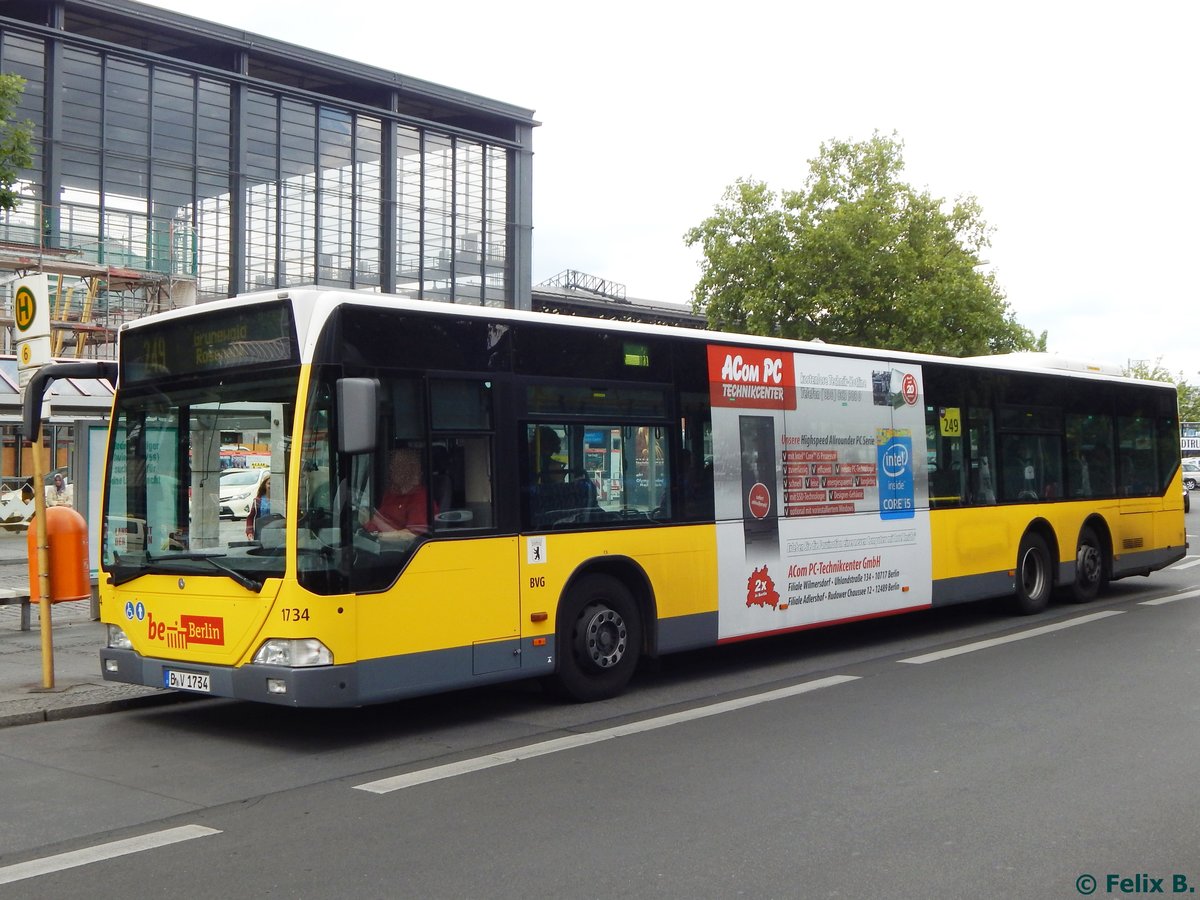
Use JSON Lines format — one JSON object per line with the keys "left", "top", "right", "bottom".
{"left": 1069, "top": 526, "right": 1107, "bottom": 603}
{"left": 553, "top": 575, "right": 642, "bottom": 702}
{"left": 1013, "top": 532, "right": 1052, "bottom": 615}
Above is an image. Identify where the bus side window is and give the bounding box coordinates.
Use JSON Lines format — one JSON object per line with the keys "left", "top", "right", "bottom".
{"left": 525, "top": 425, "right": 595, "bottom": 529}
{"left": 430, "top": 379, "right": 495, "bottom": 532}
{"left": 1001, "top": 434, "right": 1063, "bottom": 502}
{"left": 1117, "top": 416, "right": 1156, "bottom": 496}
{"left": 678, "top": 396, "right": 714, "bottom": 521}
{"left": 1001, "top": 435, "right": 1039, "bottom": 501}
{"left": 1066, "top": 412, "right": 1115, "bottom": 498}
{"left": 925, "top": 409, "right": 965, "bottom": 508}
{"left": 523, "top": 423, "right": 672, "bottom": 529}
{"left": 968, "top": 407, "right": 997, "bottom": 505}
{"left": 432, "top": 437, "right": 494, "bottom": 531}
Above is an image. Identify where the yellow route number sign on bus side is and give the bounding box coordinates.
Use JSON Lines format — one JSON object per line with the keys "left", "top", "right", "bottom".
{"left": 939, "top": 407, "right": 962, "bottom": 437}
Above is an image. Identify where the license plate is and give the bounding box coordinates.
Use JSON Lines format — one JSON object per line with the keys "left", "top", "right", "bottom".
{"left": 164, "top": 669, "right": 211, "bottom": 693}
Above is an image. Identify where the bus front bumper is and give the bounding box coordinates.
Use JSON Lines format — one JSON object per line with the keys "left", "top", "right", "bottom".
{"left": 100, "top": 648, "right": 361, "bottom": 708}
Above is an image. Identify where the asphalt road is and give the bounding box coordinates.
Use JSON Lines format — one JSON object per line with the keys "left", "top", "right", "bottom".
{"left": 2, "top": 523, "right": 1199, "bottom": 898}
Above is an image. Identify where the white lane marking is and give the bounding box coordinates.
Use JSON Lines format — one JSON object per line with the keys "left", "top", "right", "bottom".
{"left": 1171, "top": 557, "right": 1200, "bottom": 571}
{"left": 0, "top": 825, "right": 220, "bottom": 886}
{"left": 898, "top": 610, "right": 1124, "bottom": 665}
{"left": 355, "top": 674, "right": 860, "bottom": 794}
{"left": 1140, "top": 588, "right": 1200, "bottom": 606}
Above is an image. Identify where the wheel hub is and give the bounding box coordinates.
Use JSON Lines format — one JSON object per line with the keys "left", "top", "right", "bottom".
{"left": 1021, "top": 548, "right": 1045, "bottom": 596}
{"left": 581, "top": 607, "right": 627, "bottom": 668}
{"left": 1078, "top": 544, "right": 1101, "bottom": 584}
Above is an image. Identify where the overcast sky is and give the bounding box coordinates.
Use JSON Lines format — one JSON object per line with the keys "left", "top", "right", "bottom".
{"left": 144, "top": 0, "right": 1198, "bottom": 380}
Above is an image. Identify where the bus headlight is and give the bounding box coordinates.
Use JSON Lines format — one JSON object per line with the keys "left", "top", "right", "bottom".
{"left": 252, "top": 638, "right": 333, "bottom": 667}
{"left": 107, "top": 624, "right": 133, "bottom": 650}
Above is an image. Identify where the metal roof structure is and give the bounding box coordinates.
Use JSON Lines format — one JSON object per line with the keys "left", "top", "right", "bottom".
{"left": 533, "top": 272, "right": 704, "bottom": 330}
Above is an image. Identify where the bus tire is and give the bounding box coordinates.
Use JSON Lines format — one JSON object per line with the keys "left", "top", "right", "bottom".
{"left": 1013, "top": 532, "right": 1052, "bottom": 615}
{"left": 1069, "top": 526, "right": 1107, "bottom": 603}
{"left": 552, "top": 574, "right": 642, "bottom": 702}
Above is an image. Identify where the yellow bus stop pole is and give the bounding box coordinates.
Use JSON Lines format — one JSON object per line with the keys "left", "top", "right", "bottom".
{"left": 22, "top": 359, "right": 116, "bottom": 693}
{"left": 31, "top": 444, "right": 55, "bottom": 690}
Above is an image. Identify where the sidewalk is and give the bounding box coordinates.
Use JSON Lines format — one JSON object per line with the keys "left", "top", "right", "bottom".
{"left": 0, "top": 534, "right": 175, "bottom": 729}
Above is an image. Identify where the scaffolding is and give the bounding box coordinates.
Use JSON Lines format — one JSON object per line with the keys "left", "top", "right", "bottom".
{"left": 0, "top": 201, "right": 197, "bottom": 359}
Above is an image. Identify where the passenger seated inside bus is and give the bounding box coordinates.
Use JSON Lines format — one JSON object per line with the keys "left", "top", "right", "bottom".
{"left": 365, "top": 446, "right": 436, "bottom": 541}
{"left": 528, "top": 426, "right": 597, "bottom": 527}
{"left": 532, "top": 426, "right": 566, "bottom": 483}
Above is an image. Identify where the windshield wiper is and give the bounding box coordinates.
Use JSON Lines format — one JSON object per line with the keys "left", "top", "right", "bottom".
{"left": 143, "top": 551, "right": 264, "bottom": 593}
{"left": 109, "top": 558, "right": 146, "bottom": 587}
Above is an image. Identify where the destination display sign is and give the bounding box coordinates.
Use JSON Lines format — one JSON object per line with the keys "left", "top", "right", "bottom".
{"left": 121, "top": 302, "right": 298, "bottom": 385}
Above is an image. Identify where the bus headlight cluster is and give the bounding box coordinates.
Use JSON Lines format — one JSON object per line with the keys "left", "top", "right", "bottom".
{"left": 107, "top": 624, "right": 133, "bottom": 650}
{"left": 252, "top": 638, "right": 333, "bottom": 667}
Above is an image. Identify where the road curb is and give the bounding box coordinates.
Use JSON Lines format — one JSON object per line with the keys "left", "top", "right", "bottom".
{"left": 0, "top": 689, "right": 205, "bottom": 729}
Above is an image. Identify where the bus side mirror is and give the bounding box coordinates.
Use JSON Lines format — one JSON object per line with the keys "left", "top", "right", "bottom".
{"left": 337, "top": 377, "right": 377, "bottom": 454}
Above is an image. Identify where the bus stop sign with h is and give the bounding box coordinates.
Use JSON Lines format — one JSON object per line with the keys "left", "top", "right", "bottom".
{"left": 18, "top": 273, "right": 118, "bottom": 689}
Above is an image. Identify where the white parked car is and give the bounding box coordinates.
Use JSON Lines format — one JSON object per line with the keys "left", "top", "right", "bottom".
{"left": 1182, "top": 458, "right": 1200, "bottom": 491}
{"left": 219, "top": 468, "right": 269, "bottom": 520}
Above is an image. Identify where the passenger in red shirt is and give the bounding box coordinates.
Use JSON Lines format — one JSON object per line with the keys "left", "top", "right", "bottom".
{"left": 366, "top": 447, "right": 434, "bottom": 540}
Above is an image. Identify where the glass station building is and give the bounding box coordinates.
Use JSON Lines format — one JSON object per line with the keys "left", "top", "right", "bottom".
{"left": 0, "top": 0, "right": 535, "bottom": 311}
{"left": 0, "top": 0, "right": 536, "bottom": 493}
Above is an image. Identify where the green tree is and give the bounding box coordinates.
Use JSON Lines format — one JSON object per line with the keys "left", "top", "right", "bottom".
{"left": 0, "top": 72, "right": 33, "bottom": 212}
{"left": 685, "top": 132, "right": 1046, "bottom": 356}
{"left": 1124, "top": 358, "right": 1200, "bottom": 422}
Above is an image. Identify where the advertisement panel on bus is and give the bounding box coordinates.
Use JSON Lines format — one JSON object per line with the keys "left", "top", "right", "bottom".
{"left": 707, "top": 345, "right": 932, "bottom": 640}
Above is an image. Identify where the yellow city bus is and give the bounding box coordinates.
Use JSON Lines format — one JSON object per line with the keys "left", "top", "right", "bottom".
{"left": 81, "top": 289, "right": 1184, "bottom": 706}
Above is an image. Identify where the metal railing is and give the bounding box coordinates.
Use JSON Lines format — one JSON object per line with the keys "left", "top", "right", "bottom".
{"left": 0, "top": 199, "right": 196, "bottom": 277}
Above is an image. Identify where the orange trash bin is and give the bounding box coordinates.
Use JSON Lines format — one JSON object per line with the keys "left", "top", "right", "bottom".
{"left": 28, "top": 506, "right": 91, "bottom": 603}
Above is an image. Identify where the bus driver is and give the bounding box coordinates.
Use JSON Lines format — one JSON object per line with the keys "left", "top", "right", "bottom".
{"left": 365, "top": 447, "right": 434, "bottom": 541}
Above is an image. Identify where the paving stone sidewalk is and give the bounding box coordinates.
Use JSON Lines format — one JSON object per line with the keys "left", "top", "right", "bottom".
{"left": 0, "top": 536, "right": 174, "bottom": 728}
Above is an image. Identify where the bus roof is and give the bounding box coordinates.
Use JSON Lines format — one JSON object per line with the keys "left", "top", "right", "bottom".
{"left": 120, "top": 287, "right": 1167, "bottom": 389}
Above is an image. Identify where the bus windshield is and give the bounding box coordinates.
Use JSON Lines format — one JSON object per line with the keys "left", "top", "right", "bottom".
{"left": 102, "top": 370, "right": 299, "bottom": 588}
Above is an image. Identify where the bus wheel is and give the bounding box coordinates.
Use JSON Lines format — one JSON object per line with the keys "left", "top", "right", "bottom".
{"left": 553, "top": 575, "right": 642, "bottom": 702}
{"left": 1069, "top": 526, "right": 1107, "bottom": 603}
{"left": 1013, "top": 532, "right": 1052, "bottom": 615}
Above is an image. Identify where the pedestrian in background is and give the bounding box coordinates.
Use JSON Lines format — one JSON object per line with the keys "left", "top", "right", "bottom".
{"left": 246, "top": 475, "right": 270, "bottom": 539}
{"left": 45, "top": 473, "right": 72, "bottom": 508}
